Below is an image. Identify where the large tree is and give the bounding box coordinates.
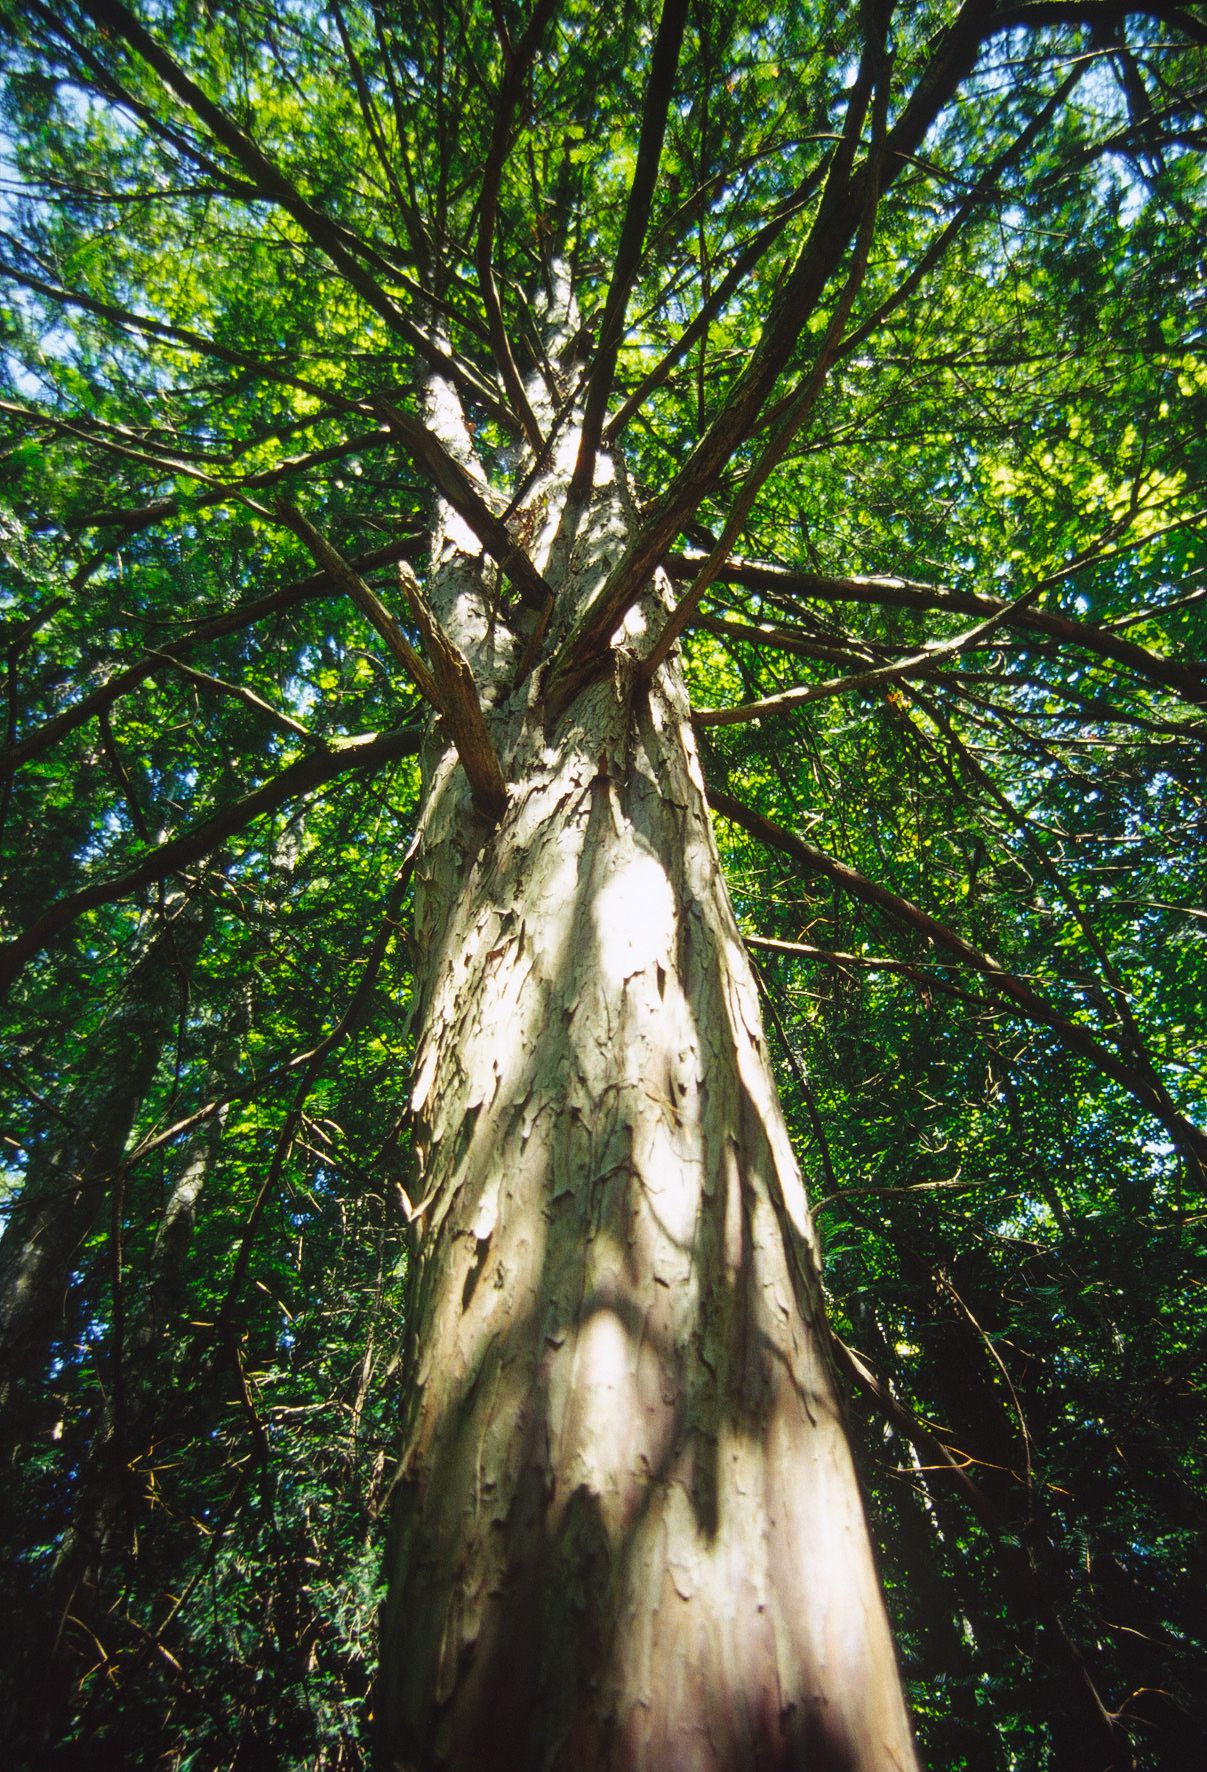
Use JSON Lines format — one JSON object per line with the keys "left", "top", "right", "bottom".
{"left": 1, "top": 1, "right": 1205, "bottom": 1768}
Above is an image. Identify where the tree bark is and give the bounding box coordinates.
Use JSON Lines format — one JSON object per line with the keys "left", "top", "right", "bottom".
{"left": 377, "top": 461, "right": 919, "bottom": 1765}
{"left": 0, "top": 891, "right": 207, "bottom": 1454}
{"left": 5, "top": 1105, "right": 233, "bottom": 1763}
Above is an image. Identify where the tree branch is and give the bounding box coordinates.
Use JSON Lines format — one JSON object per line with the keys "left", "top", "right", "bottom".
{"left": 602, "top": 172, "right": 823, "bottom": 446}
{"left": 549, "top": 0, "right": 983, "bottom": 702}
{"left": 373, "top": 395, "right": 554, "bottom": 610}
{"left": 674, "top": 549, "right": 1207, "bottom": 709}
{"left": 274, "top": 504, "right": 442, "bottom": 707}
{"left": 78, "top": 0, "right": 515, "bottom": 429}
{"left": 692, "top": 572, "right": 1051, "bottom": 725}
{"left": 568, "top": 0, "right": 690, "bottom": 498}
{"left": 149, "top": 654, "right": 313, "bottom": 746}
{"left": 0, "top": 538, "right": 422, "bottom": 779}
{"left": 475, "top": 0, "right": 560, "bottom": 450}
{"left": 0, "top": 260, "right": 345, "bottom": 411}
{"left": 640, "top": 26, "right": 894, "bottom": 681}
{"left": 707, "top": 784, "right": 1207, "bottom": 1166}
{"left": 0, "top": 727, "right": 422, "bottom": 1001}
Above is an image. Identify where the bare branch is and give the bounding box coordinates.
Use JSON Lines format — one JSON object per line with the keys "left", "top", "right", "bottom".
{"left": 0, "top": 262, "right": 345, "bottom": 410}
{"left": 274, "top": 505, "right": 442, "bottom": 707}
{"left": 373, "top": 396, "right": 554, "bottom": 610}
{"left": 476, "top": 0, "right": 561, "bottom": 450}
{"left": 78, "top": 0, "right": 515, "bottom": 428}
{"left": 0, "top": 538, "right": 422, "bottom": 779}
{"left": 693, "top": 573, "right": 1050, "bottom": 726}
{"left": 675, "top": 548, "right": 1207, "bottom": 709}
{"left": 150, "top": 654, "right": 313, "bottom": 745}
{"left": 745, "top": 933, "right": 989, "bottom": 1008}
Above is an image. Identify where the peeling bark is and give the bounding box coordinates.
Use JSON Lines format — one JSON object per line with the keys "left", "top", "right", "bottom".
{"left": 378, "top": 389, "right": 918, "bottom": 1765}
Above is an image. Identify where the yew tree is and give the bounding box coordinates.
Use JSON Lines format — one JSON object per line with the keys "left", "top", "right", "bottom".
{"left": 1, "top": 1, "right": 1205, "bottom": 1769}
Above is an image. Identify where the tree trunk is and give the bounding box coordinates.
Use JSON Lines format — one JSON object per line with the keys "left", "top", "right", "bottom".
{"left": 377, "top": 428, "right": 919, "bottom": 1765}
{"left": 6, "top": 1106, "right": 232, "bottom": 1764}
{"left": 848, "top": 1306, "right": 1000, "bottom": 1772}
{"left": 0, "top": 892, "right": 207, "bottom": 1455}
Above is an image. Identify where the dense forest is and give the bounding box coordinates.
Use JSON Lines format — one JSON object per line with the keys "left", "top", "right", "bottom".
{"left": 1, "top": 1, "right": 1205, "bottom": 1767}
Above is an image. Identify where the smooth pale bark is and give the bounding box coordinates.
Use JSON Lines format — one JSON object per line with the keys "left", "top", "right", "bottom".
{"left": 377, "top": 402, "right": 918, "bottom": 1764}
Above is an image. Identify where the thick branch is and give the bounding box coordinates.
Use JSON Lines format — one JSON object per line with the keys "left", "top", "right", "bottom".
{"left": 548, "top": 0, "right": 995, "bottom": 695}
{"left": 677, "top": 552, "right": 1207, "bottom": 709}
{"left": 693, "top": 575, "right": 1049, "bottom": 725}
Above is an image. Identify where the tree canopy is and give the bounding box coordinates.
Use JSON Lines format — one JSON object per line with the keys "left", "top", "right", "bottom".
{"left": 0, "top": 1, "right": 1205, "bottom": 1767}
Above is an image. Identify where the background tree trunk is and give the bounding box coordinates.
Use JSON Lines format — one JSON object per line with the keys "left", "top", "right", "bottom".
{"left": 0, "top": 892, "right": 207, "bottom": 1456}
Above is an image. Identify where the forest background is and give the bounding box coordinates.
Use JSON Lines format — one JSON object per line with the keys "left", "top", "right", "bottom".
{"left": 0, "top": 1, "right": 1205, "bottom": 1768}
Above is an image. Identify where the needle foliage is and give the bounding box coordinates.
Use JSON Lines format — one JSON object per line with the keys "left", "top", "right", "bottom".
{"left": 1, "top": 2, "right": 1204, "bottom": 1766}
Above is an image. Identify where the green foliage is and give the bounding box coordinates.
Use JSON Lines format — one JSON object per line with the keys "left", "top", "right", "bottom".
{"left": 1, "top": 1, "right": 1204, "bottom": 1767}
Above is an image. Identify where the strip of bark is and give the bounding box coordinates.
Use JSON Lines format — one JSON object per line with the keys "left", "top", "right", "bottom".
{"left": 394, "top": 563, "right": 508, "bottom": 817}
